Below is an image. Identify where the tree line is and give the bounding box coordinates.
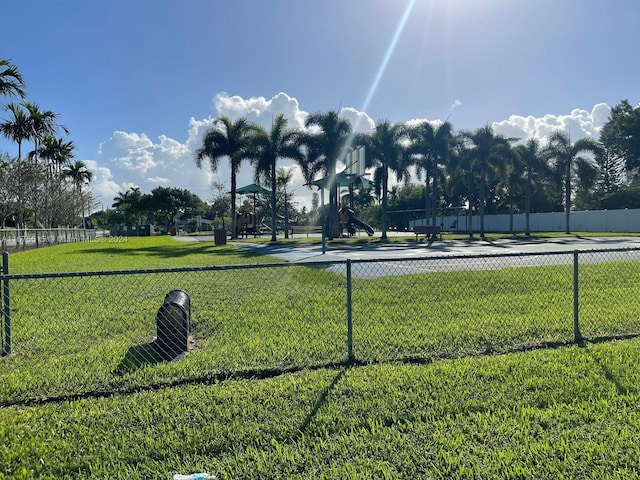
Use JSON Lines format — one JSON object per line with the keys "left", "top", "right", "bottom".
{"left": 194, "top": 101, "right": 640, "bottom": 239}
{"left": 4, "top": 54, "right": 639, "bottom": 238}
{"left": 0, "top": 56, "right": 93, "bottom": 230}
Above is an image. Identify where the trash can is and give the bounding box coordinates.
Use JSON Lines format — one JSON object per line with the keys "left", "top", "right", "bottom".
{"left": 155, "top": 290, "right": 190, "bottom": 359}
{"left": 214, "top": 228, "right": 227, "bottom": 246}
{"left": 169, "top": 226, "right": 177, "bottom": 236}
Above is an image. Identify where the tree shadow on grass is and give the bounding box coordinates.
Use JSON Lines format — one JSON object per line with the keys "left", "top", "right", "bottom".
{"left": 68, "top": 243, "right": 268, "bottom": 261}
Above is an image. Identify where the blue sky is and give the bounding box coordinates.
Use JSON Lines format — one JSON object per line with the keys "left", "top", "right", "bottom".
{"left": 1, "top": 0, "right": 639, "bottom": 211}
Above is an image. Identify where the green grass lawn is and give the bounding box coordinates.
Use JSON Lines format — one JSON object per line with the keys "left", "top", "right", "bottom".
{"left": 2, "top": 236, "right": 640, "bottom": 478}
{"left": 3, "top": 340, "right": 640, "bottom": 479}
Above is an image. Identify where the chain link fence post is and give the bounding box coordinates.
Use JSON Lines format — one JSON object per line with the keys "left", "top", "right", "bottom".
{"left": 2, "top": 251, "right": 10, "bottom": 356}
{"left": 573, "top": 250, "right": 582, "bottom": 343}
{"left": 346, "top": 259, "right": 354, "bottom": 363}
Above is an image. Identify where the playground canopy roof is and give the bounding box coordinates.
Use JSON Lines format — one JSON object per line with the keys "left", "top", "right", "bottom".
{"left": 236, "top": 183, "right": 271, "bottom": 195}
{"left": 308, "top": 172, "right": 371, "bottom": 189}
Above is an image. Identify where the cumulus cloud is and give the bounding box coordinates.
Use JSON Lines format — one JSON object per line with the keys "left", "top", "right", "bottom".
{"left": 339, "top": 107, "right": 375, "bottom": 133}
{"left": 84, "top": 160, "right": 120, "bottom": 210}
{"left": 93, "top": 129, "right": 214, "bottom": 206}
{"left": 214, "top": 92, "right": 308, "bottom": 130}
{"left": 492, "top": 103, "right": 611, "bottom": 145}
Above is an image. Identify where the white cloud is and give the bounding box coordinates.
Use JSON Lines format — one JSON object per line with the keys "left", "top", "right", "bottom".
{"left": 339, "top": 107, "right": 375, "bottom": 133}
{"left": 492, "top": 103, "right": 611, "bottom": 145}
{"left": 84, "top": 160, "right": 120, "bottom": 211}
{"left": 146, "top": 176, "right": 171, "bottom": 185}
{"left": 214, "top": 92, "right": 308, "bottom": 130}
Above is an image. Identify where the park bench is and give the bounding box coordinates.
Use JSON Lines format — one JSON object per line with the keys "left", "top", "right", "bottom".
{"left": 290, "top": 225, "right": 323, "bottom": 237}
{"left": 413, "top": 225, "right": 442, "bottom": 241}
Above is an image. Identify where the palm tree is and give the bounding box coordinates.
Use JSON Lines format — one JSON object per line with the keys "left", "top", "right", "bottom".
{"left": 1, "top": 102, "right": 66, "bottom": 163}
{"left": 112, "top": 188, "right": 143, "bottom": 224}
{"left": 32, "top": 134, "right": 75, "bottom": 174}
{"left": 544, "top": 130, "right": 602, "bottom": 233}
{"left": 447, "top": 141, "right": 477, "bottom": 237}
{"left": 112, "top": 190, "right": 130, "bottom": 224}
{"left": 0, "top": 57, "right": 26, "bottom": 99}
{"left": 408, "top": 121, "right": 454, "bottom": 228}
{"left": 461, "top": 125, "right": 514, "bottom": 238}
{"left": 358, "top": 120, "right": 409, "bottom": 239}
{"left": 63, "top": 160, "right": 92, "bottom": 190}
{"left": 23, "top": 102, "right": 68, "bottom": 164}
{"left": 277, "top": 166, "right": 295, "bottom": 239}
{"left": 63, "top": 160, "right": 93, "bottom": 228}
{"left": 195, "top": 116, "right": 255, "bottom": 239}
{"left": 112, "top": 190, "right": 129, "bottom": 210}
{"left": 514, "top": 139, "right": 550, "bottom": 236}
{"left": 0, "top": 102, "right": 30, "bottom": 159}
{"left": 300, "top": 110, "right": 352, "bottom": 239}
{"left": 252, "top": 114, "right": 303, "bottom": 241}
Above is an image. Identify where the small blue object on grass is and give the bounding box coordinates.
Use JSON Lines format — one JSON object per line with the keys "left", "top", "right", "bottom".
{"left": 173, "top": 474, "right": 214, "bottom": 480}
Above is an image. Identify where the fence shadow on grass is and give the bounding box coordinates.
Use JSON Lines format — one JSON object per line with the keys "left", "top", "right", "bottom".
{"left": 298, "top": 368, "right": 347, "bottom": 436}
{"left": 580, "top": 338, "right": 638, "bottom": 397}
{"left": 5, "top": 333, "right": 640, "bottom": 410}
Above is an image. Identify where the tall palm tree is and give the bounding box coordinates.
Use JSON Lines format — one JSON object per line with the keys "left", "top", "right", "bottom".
{"left": 112, "top": 190, "right": 130, "bottom": 224}
{"left": 63, "top": 160, "right": 92, "bottom": 190}
{"left": 461, "top": 125, "right": 514, "bottom": 238}
{"left": 277, "top": 166, "right": 295, "bottom": 239}
{"left": 112, "top": 188, "right": 143, "bottom": 224}
{"left": 63, "top": 160, "right": 93, "bottom": 228}
{"left": 300, "top": 110, "right": 352, "bottom": 239}
{"left": 494, "top": 146, "right": 521, "bottom": 234}
{"left": 32, "top": 134, "right": 75, "bottom": 174}
{"left": 0, "top": 57, "right": 26, "bottom": 99}
{"left": 408, "top": 121, "right": 454, "bottom": 227}
{"left": 544, "top": 130, "right": 602, "bottom": 233}
{"left": 447, "top": 141, "right": 477, "bottom": 237}
{"left": 0, "top": 102, "right": 66, "bottom": 163}
{"left": 112, "top": 190, "right": 129, "bottom": 210}
{"left": 358, "top": 119, "right": 409, "bottom": 239}
{"left": 195, "top": 116, "right": 255, "bottom": 239}
{"left": 23, "top": 102, "right": 68, "bottom": 164}
{"left": 252, "top": 114, "right": 303, "bottom": 241}
{"left": 0, "top": 102, "right": 30, "bottom": 159}
{"left": 514, "top": 139, "right": 550, "bottom": 236}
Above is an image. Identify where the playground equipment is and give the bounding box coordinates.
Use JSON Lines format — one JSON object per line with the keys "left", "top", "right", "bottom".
{"left": 236, "top": 183, "right": 270, "bottom": 238}
{"left": 235, "top": 212, "right": 259, "bottom": 238}
{"left": 339, "top": 207, "right": 374, "bottom": 237}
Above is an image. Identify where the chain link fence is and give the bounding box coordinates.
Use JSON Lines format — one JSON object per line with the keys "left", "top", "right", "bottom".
{"left": 1, "top": 228, "right": 98, "bottom": 251}
{"left": 2, "top": 248, "right": 640, "bottom": 405}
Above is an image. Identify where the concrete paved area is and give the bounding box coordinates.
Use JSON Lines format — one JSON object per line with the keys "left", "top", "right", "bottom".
{"left": 175, "top": 233, "right": 640, "bottom": 263}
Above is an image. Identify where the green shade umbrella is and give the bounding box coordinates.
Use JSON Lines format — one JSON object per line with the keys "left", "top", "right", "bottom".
{"left": 236, "top": 183, "right": 271, "bottom": 195}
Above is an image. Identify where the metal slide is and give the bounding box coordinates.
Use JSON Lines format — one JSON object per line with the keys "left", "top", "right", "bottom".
{"left": 340, "top": 207, "right": 374, "bottom": 236}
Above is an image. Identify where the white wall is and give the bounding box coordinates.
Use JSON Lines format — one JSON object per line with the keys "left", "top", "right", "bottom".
{"left": 411, "top": 208, "right": 640, "bottom": 233}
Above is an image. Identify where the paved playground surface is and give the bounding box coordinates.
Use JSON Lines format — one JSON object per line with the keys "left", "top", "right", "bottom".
{"left": 175, "top": 233, "right": 640, "bottom": 263}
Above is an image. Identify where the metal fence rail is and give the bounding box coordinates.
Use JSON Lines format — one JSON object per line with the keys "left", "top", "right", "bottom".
{"left": 1, "top": 247, "right": 640, "bottom": 405}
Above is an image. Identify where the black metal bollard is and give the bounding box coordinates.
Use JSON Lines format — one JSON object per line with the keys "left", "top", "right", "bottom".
{"left": 155, "top": 290, "right": 190, "bottom": 359}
